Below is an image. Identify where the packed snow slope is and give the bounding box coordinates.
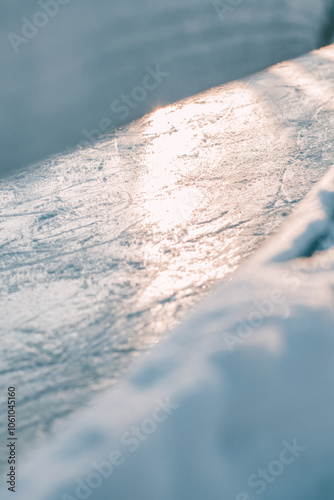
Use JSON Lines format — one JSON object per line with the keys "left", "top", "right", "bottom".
{"left": 6, "top": 100, "right": 334, "bottom": 500}
{"left": 1, "top": 44, "right": 334, "bottom": 499}
{"left": 1, "top": 44, "right": 334, "bottom": 467}
{"left": 1, "top": 0, "right": 334, "bottom": 175}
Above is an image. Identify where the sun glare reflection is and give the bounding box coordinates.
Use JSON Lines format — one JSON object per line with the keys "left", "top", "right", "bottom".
{"left": 138, "top": 85, "right": 258, "bottom": 230}
{"left": 129, "top": 82, "right": 276, "bottom": 311}
{"left": 140, "top": 104, "right": 207, "bottom": 229}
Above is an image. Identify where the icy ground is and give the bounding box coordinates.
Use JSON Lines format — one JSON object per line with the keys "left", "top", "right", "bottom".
{"left": 5, "top": 53, "right": 334, "bottom": 500}
{"left": 1, "top": 0, "right": 333, "bottom": 175}
{"left": 0, "top": 44, "right": 334, "bottom": 477}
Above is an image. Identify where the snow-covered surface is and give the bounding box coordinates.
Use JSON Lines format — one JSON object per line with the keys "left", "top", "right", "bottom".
{"left": 1, "top": 44, "right": 334, "bottom": 500}
{"left": 1, "top": 0, "right": 333, "bottom": 175}
{"left": 5, "top": 119, "right": 334, "bottom": 500}
{"left": 1, "top": 44, "right": 334, "bottom": 461}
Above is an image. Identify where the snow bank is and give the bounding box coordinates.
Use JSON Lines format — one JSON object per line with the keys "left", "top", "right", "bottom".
{"left": 1, "top": 0, "right": 333, "bottom": 175}
{"left": 5, "top": 157, "right": 334, "bottom": 498}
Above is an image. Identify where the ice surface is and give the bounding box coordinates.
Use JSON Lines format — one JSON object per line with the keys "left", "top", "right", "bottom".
{"left": 1, "top": 44, "right": 334, "bottom": 461}
{"left": 1, "top": 44, "right": 334, "bottom": 499}
{"left": 6, "top": 118, "right": 334, "bottom": 500}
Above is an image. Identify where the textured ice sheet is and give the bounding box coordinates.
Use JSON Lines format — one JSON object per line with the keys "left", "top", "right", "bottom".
{"left": 4, "top": 79, "right": 334, "bottom": 500}
{"left": 0, "top": 44, "right": 333, "bottom": 471}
